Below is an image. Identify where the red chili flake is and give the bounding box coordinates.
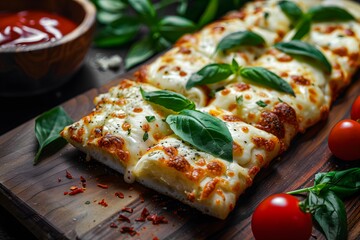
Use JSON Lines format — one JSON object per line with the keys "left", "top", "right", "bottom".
{"left": 58, "top": 178, "right": 62, "bottom": 182}
{"left": 65, "top": 170, "right": 73, "bottom": 179}
{"left": 69, "top": 188, "right": 84, "bottom": 196}
{"left": 64, "top": 192, "right": 69, "bottom": 195}
{"left": 153, "top": 237, "right": 159, "bottom": 240}
{"left": 115, "top": 192, "right": 124, "bottom": 199}
{"left": 97, "top": 183, "right": 109, "bottom": 189}
{"left": 120, "top": 226, "right": 137, "bottom": 236}
{"left": 98, "top": 199, "right": 108, "bottom": 207}
{"left": 121, "top": 207, "right": 133, "bottom": 213}
{"left": 118, "top": 214, "right": 131, "bottom": 223}
{"left": 147, "top": 214, "right": 168, "bottom": 225}
{"left": 135, "top": 208, "right": 149, "bottom": 222}
{"left": 80, "top": 176, "right": 86, "bottom": 182}
{"left": 110, "top": 222, "right": 118, "bottom": 228}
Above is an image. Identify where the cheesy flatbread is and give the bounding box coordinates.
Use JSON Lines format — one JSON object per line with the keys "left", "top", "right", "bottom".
{"left": 61, "top": 0, "right": 360, "bottom": 219}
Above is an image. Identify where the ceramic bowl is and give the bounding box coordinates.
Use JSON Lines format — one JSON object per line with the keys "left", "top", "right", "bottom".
{"left": 0, "top": 0, "right": 96, "bottom": 96}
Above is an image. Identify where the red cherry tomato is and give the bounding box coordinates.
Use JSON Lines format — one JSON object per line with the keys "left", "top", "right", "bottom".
{"left": 328, "top": 119, "right": 360, "bottom": 161}
{"left": 351, "top": 96, "right": 360, "bottom": 121}
{"left": 251, "top": 193, "right": 312, "bottom": 240}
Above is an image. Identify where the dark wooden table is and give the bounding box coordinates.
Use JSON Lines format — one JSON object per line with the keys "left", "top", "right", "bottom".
{"left": 0, "top": 46, "right": 128, "bottom": 239}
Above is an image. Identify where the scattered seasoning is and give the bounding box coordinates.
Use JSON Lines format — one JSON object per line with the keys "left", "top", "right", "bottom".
{"left": 64, "top": 191, "right": 69, "bottom": 195}
{"left": 135, "top": 208, "right": 150, "bottom": 222}
{"left": 122, "top": 207, "right": 134, "bottom": 213}
{"left": 110, "top": 222, "right": 118, "bottom": 228}
{"left": 66, "top": 170, "right": 73, "bottom": 179}
{"left": 70, "top": 186, "right": 78, "bottom": 191}
{"left": 80, "top": 176, "right": 87, "bottom": 187}
{"left": 85, "top": 200, "right": 91, "bottom": 205}
{"left": 118, "top": 214, "right": 131, "bottom": 223}
{"left": 69, "top": 188, "right": 84, "bottom": 196}
{"left": 58, "top": 178, "right": 62, "bottom": 182}
{"left": 97, "top": 183, "right": 109, "bottom": 189}
{"left": 147, "top": 214, "right": 168, "bottom": 225}
{"left": 153, "top": 237, "right": 160, "bottom": 240}
{"left": 278, "top": 97, "right": 283, "bottom": 102}
{"left": 98, "top": 199, "right": 108, "bottom": 207}
{"left": 115, "top": 192, "right": 124, "bottom": 199}
{"left": 120, "top": 226, "right": 137, "bottom": 236}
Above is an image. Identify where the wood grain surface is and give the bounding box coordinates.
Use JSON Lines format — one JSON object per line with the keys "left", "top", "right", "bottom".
{"left": 0, "top": 67, "right": 359, "bottom": 239}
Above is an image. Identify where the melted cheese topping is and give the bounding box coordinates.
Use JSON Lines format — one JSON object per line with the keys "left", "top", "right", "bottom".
{"left": 61, "top": 80, "right": 172, "bottom": 182}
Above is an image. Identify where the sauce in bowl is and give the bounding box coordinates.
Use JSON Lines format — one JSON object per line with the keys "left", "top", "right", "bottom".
{"left": 0, "top": 10, "right": 77, "bottom": 47}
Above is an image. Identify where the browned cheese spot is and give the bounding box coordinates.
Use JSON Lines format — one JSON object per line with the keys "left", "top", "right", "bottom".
{"left": 201, "top": 178, "right": 220, "bottom": 199}
{"left": 98, "top": 134, "right": 129, "bottom": 162}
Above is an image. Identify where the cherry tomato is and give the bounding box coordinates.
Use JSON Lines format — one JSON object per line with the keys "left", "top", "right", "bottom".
{"left": 351, "top": 96, "right": 360, "bottom": 121}
{"left": 251, "top": 193, "right": 312, "bottom": 240}
{"left": 328, "top": 119, "right": 360, "bottom": 161}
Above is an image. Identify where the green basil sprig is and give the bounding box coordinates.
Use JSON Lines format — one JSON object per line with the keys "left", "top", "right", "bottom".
{"left": 288, "top": 168, "right": 360, "bottom": 240}
{"left": 215, "top": 31, "right": 265, "bottom": 53}
{"left": 186, "top": 63, "right": 234, "bottom": 90}
{"left": 240, "top": 66, "right": 295, "bottom": 97}
{"left": 278, "top": 1, "right": 304, "bottom": 24}
{"left": 187, "top": 60, "right": 295, "bottom": 96}
{"left": 286, "top": 5, "right": 356, "bottom": 40}
{"left": 308, "top": 5, "right": 355, "bottom": 22}
{"left": 34, "top": 107, "right": 73, "bottom": 165}
{"left": 140, "top": 87, "right": 195, "bottom": 112}
{"left": 275, "top": 40, "right": 332, "bottom": 73}
{"left": 292, "top": 14, "right": 312, "bottom": 40}
{"left": 166, "top": 110, "right": 233, "bottom": 162}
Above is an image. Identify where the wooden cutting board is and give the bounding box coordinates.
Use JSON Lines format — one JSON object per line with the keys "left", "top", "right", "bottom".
{"left": 0, "top": 67, "right": 359, "bottom": 240}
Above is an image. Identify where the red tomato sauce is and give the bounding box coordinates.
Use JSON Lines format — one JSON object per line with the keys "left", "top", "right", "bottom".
{"left": 0, "top": 10, "right": 77, "bottom": 47}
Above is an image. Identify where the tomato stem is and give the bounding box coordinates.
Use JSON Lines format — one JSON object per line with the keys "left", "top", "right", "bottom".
{"left": 286, "top": 187, "right": 313, "bottom": 195}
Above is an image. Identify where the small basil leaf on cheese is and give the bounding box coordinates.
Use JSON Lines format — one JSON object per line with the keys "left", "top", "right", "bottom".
{"left": 275, "top": 40, "right": 332, "bottom": 73}
{"left": 292, "top": 14, "right": 312, "bottom": 40}
{"left": 186, "top": 63, "right": 235, "bottom": 89}
{"left": 239, "top": 67, "right": 296, "bottom": 97}
{"left": 278, "top": 1, "right": 304, "bottom": 24}
{"left": 166, "top": 110, "right": 233, "bottom": 162}
{"left": 145, "top": 115, "right": 156, "bottom": 122}
{"left": 256, "top": 100, "right": 267, "bottom": 107}
{"left": 143, "top": 132, "right": 149, "bottom": 142}
{"left": 140, "top": 87, "right": 195, "bottom": 112}
{"left": 35, "top": 106, "right": 73, "bottom": 165}
{"left": 215, "top": 31, "right": 265, "bottom": 53}
{"left": 236, "top": 95, "right": 243, "bottom": 105}
{"left": 308, "top": 5, "right": 355, "bottom": 22}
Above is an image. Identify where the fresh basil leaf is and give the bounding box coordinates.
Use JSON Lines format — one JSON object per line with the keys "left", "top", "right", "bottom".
{"left": 140, "top": 88, "right": 195, "bottom": 112}
{"left": 186, "top": 63, "right": 234, "bottom": 89}
{"left": 275, "top": 40, "right": 332, "bottom": 73}
{"left": 94, "top": 16, "right": 140, "bottom": 47}
{"left": 145, "top": 116, "right": 156, "bottom": 122}
{"left": 239, "top": 67, "right": 295, "bottom": 97}
{"left": 166, "top": 110, "right": 233, "bottom": 162}
{"left": 308, "top": 6, "right": 355, "bottom": 22}
{"left": 91, "top": 0, "right": 127, "bottom": 13}
{"left": 125, "top": 36, "right": 156, "bottom": 69}
{"left": 236, "top": 95, "right": 243, "bottom": 105}
{"left": 34, "top": 107, "right": 73, "bottom": 165}
{"left": 292, "top": 14, "right": 311, "bottom": 40}
{"left": 96, "top": 11, "right": 123, "bottom": 25}
{"left": 278, "top": 1, "right": 304, "bottom": 24}
{"left": 314, "top": 168, "right": 360, "bottom": 199}
{"left": 143, "top": 132, "right": 149, "bottom": 142}
{"left": 128, "top": 0, "right": 157, "bottom": 24}
{"left": 256, "top": 100, "right": 267, "bottom": 107}
{"left": 305, "top": 191, "right": 347, "bottom": 240}
{"left": 158, "top": 15, "right": 196, "bottom": 43}
{"left": 216, "top": 31, "right": 265, "bottom": 53}
{"left": 197, "top": 0, "right": 219, "bottom": 27}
